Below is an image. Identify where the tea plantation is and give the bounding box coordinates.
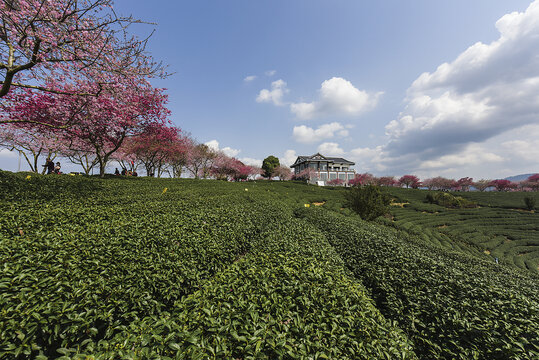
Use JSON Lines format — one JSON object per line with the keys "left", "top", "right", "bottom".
{"left": 387, "top": 187, "right": 539, "bottom": 273}
{"left": 0, "top": 172, "right": 538, "bottom": 359}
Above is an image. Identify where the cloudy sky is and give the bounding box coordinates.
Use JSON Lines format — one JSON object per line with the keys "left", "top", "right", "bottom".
{"left": 2, "top": 0, "right": 538, "bottom": 179}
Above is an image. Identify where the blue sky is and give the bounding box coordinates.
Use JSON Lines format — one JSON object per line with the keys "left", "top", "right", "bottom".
{"left": 2, "top": 0, "right": 538, "bottom": 179}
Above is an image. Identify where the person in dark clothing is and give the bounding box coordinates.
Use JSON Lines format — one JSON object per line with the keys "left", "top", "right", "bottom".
{"left": 54, "top": 162, "right": 61, "bottom": 174}
{"left": 114, "top": 168, "right": 120, "bottom": 176}
{"left": 121, "top": 168, "right": 127, "bottom": 176}
{"left": 42, "top": 158, "right": 55, "bottom": 174}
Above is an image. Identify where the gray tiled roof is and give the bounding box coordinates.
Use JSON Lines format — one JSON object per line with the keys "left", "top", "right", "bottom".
{"left": 290, "top": 153, "right": 355, "bottom": 167}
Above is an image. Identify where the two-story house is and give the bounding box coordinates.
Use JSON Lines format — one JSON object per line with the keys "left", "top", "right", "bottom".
{"left": 290, "top": 153, "right": 356, "bottom": 185}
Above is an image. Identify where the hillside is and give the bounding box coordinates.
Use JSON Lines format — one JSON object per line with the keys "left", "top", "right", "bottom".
{"left": 387, "top": 187, "right": 539, "bottom": 273}
{"left": 0, "top": 172, "right": 538, "bottom": 359}
{"left": 505, "top": 173, "right": 537, "bottom": 182}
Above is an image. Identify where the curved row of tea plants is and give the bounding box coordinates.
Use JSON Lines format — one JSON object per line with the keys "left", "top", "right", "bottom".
{"left": 0, "top": 173, "right": 414, "bottom": 359}
{"left": 93, "top": 219, "right": 416, "bottom": 359}
{"left": 299, "top": 207, "right": 539, "bottom": 360}
{"left": 388, "top": 188, "right": 539, "bottom": 273}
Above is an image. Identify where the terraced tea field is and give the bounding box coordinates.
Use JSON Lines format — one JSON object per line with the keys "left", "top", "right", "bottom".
{"left": 387, "top": 187, "right": 539, "bottom": 273}
{"left": 1, "top": 172, "right": 537, "bottom": 359}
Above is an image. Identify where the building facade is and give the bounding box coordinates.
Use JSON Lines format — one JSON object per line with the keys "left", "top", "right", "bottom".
{"left": 290, "top": 153, "right": 356, "bottom": 185}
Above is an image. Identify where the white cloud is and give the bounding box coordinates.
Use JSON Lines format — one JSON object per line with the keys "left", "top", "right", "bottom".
{"left": 256, "top": 79, "right": 288, "bottom": 106}
{"left": 281, "top": 149, "right": 298, "bottom": 167}
{"left": 265, "top": 70, "right": 277, "bottom": 76}
{"left": 418, "top": 144, "right": 504, "bottom": 170}
{"left": 0, "top": 148, "right": 17, "bottom": 158}
{"left": 244, "top": 75, "right": 257, "bottom": 82}
{"left": 205, "top": 140, "right": 220, "bottom": 152}
{"left": 204, "top": 140, "right": 241, "bottom": 157}
{"left": 239, "top": 157, "right": 262, "bottom": 167}
{"left": 292, "top": 122, "right": 347, "bottom": 144}
{"left": 290, "top": 77, "right": 382, "bottom": 120}
{"left": 317, "top": 142, "right": 345, "bottom": 156}
{"left": 349, "top": 146, "right": 389, "bottom": 173}
{"left": 222, "top": 147, "right": 240, "bottom": 157}
{"left": 385, "top": 0, "right": 539, "bottom": 161}
{"left": 334, "top": 1, "right": 539, "bottom": 179}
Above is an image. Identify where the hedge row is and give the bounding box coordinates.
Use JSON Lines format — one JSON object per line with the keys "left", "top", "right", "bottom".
{"left": 299, "top": 207, "right": 539, "bottom": 360}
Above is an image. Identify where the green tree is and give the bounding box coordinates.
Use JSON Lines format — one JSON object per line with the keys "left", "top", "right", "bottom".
{"left": 262, "top": 155, "right": 280, "bottom": 178}
{"left": 345, "top": 185, "right": 392, "bottom": 221}
{"left": 524, "top": 196, "right": 536, "bottom": 211}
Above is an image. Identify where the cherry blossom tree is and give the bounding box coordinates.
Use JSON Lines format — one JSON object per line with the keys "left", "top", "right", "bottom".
{"left": 65, "top": 152, "right": 98, "bottom": 175}
{"left": 0, "top": 0, "right": 165, "bottom": 98}
{"left": 111, "top": 147, "right": 138, "bottom": 173}
{"left": 349, "top": 173, "right": 375, "bottom": 187}
{"left": 457, "top": 177, "right": 474, "bottom": 192}
{"left": 125, "top": 123, "right": 183, "bottom": 177}
{"left": 0, "top": 123, "right": 60, "bottom": 172}
{"left": 210, "top": 153, "right": 237, "bottom": 180}
{"left": 236, "top": 164, "right": 259, "bottom": 181}
{"left": 522, "top": 174, "right": 539, "bottom": 191}
{"left": 185, "top": 143, "right": 217, "bottom": 179}
{"left": 398, "top": 175, "right": 421, "bottom": 189}
{"left": 422, "top": 178, "right": 436, "bottom": 191}
{"left": 293, "top": 168, "right": 317, "bottom": 182}
{"left": 472, "top": 179, "right": 491, "bottom": 192}
{"left": 209, "top": 155, "right": 258, "bottom": 181}
{"left": 378, "top": 176, "right": 397, "bottom": 187}
{"left": 528, "top": 174, "right": 539, "bottom": 183}
{"left": 273, "top": 165, "right": 292, "bottom": 181}
{"left": 166, "top": 140, "right": 190, "bottom": 178}
{"left": 489, "top": 179, "right": 514, "bottom": 192}
{"left": 426, "top": 177, "right": 454, "bottom": 191}
{"left": 64, "top": 83, "right": 170, "bottom": 176}
{"left": 327, "top": 178, "right": 345, "bottom": 186}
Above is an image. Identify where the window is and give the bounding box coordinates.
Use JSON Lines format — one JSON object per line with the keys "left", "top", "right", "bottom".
{"left": 348, "top": 173, "right": 355, "bottom": 180}
{"left": 329, "top": 173, "right": 337, "bottom": 180}
{"left": 339, "top": 173, "right": 346, "bottom": 180}
{"left": 321, "top": 163, "right": 327, "bottom": 170}
{"left": 309, "top": 163, "right": 317, "bottom": 169}
{"left": 320, "top": 173, "right": 328, "bottom": 180}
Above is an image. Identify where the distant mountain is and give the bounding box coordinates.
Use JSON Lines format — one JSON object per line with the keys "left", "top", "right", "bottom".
{"left": 504, "top": 173, "right": 537, "bottom": 182}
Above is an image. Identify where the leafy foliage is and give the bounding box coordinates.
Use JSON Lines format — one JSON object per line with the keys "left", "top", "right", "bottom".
{"left": 262, "top": 155, "right": 280, "bottom": 178}
{"left": 0, "top": 175, "right": 537, "bottom": 359}
{"left": 0, "top": 176, "right": 413, "bottom": 359}
{"left": 388, "top": 187, "right": 539, "bottom": 273}
{"left": 524, "top": 196, "right": 536, "bottom": 211}
{"left": 425, "top": 191, "right": 477, "bottom": 208}
{"left": 300, "top": 207, "right": 539, "bottom": 360}
{"left": 345, "top": 185, "right": 392, "bottom": 220}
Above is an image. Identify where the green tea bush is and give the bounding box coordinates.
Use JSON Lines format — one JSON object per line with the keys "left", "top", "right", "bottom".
{"left": 387, "top": 187, "right": 539, "bottom": 272}
{"left": 425, "top": 191, "right": 477, "bottom": 208}
{"left": 0, "top": 177, "right": 416, "bottom": 359}
{"left": 301, "top": 207, "right": 539, "bottom": 360}
{"left": 345, "top": 185, "right": 392, "bottom": 220}
{"left": 524, "top": 196, "right": 536, "bottom": 211}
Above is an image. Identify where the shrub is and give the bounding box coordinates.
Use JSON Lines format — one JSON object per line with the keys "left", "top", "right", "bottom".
{"left": 524, "top": 196, "right": 536, "bottom": 210}
{"left": 327, "top": 178, "right": 345, "bottom": 186}
{"left": 345, "top": 185, "right": 391, "bottom": 220}
{"left": 426, "top": 191, "right": 477, "bottom": 208}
